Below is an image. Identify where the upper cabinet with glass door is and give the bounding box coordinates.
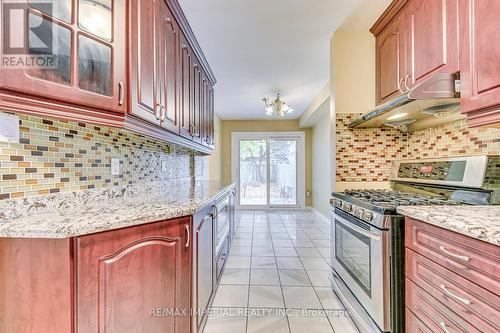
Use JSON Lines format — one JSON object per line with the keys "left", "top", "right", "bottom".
{"left": 0, "top": 0, "right": 127, "bottom": 113}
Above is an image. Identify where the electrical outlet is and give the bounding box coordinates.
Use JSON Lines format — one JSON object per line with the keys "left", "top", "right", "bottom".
{"left": 111, "top": 158, "right": 121, "bottom": 176}
{"left": 161, "top": 159, "right": 168, "bottom": 173}
{"left": 306, "top": 191, "right": 311, "bottom": 197}
{"left": 0, "top": 113, "right": 20, "bottom": 144}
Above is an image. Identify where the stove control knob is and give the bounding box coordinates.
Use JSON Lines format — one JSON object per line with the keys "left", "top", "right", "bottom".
{"left": 335, "top": 200, "right": 342, "bottom": 208}
{"left": 363, "top": 211, "right": 373, "bottom": 222}
{"left": 344, "top": 203, "right": 353, "bottom": 212}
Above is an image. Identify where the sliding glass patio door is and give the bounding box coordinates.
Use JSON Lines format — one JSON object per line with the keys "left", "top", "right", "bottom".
{"left": 232, "top": 132, "right": 305, "bottom": 209}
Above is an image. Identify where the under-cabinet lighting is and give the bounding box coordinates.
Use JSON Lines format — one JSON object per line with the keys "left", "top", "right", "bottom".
{"left": 387, "top": 113, "right": 408, "bottom": 121}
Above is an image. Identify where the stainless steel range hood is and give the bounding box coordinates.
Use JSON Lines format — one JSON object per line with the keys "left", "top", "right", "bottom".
{"left": 349, "top": 73, "right": 465, "bottom": 132}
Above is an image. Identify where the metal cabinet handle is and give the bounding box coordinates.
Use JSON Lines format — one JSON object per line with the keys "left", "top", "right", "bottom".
{"left": 398, "top": 77, "right": 405, "bottom": 94}
{"left": 155, "top": 105, "right": 162, "bottom": 120}
{"left": 212, "top": 205, "right": 218, "bottom": 218}
{"left": 439, "top": 322, "right": 451, "bottom": 333}
{"left": 160, "top": 106, "right": 166, "bottom": 121}
{"left": 439, "top": 246, "right": 470, "bottom": 262}
{"left": 185, "top": 225, "right": 190, "bottom": 248}
{"left": 118, "top": 81, "right": 124, "bottom": 105}
{"left": 403, "top": 74, "right": 411, "bottom": 92}
{"left": 440, "top": 284, "right": 471, "bottom": 305}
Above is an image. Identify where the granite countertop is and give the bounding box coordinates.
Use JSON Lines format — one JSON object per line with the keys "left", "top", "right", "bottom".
{"left": 397, "top": 205, "right": 500, "bottom": 246}
{"left": 0, "top": 180, "right": 235, "bottom": 239}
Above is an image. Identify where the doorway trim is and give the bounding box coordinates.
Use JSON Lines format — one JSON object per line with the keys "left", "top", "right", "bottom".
{"left": 231, "top": 131, "right": 306, "bottom": 210}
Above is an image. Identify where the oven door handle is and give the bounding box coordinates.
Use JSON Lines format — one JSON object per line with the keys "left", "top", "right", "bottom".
{"left": 335, "top": 214, "right": 381, "bottom": 240}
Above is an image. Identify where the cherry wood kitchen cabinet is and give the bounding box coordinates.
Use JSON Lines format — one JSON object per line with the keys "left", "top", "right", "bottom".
{"left": 0, "top": 0, "right": 217, "bottom": 154}
{"left": 374, "top": 11, "right": 407, "bottom": 105}
{"left": 404, "top": 0, "right": 459, "bottom": 88}
{"left": 129, "top": 0, "right": 182, "bottom": 132}
{"left": 459, "top": 0, "right": 500, "bottom": 127}
{"left": 372, "top": 0, "right": 460, "bottom": 103}
{"left": 179, "top": 35, "right": 194, "bottom": 139}
{"left": 191, "top": 59, "right": 203, "bottom": 144}
{"left": 405, "top": 218, "right": 500, "bottom": 333}
{"left": 129, "top": 0, "right": 161, "bottom": 125}
{"left": 75, "top": 217, "right": 191, "bottom": 333}
{"left": 0, "top": 217, "right": 192, "bottom": 333}
{"left": 0, "top": 0, "right": 127, "bottom": 115}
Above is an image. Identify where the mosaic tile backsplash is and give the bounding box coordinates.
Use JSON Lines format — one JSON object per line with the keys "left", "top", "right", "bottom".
{"left": 0, "top": 113, "right": 207, "bottom": 200}
{"left": 336, "top": 114, "right": 500, "bottom": 182}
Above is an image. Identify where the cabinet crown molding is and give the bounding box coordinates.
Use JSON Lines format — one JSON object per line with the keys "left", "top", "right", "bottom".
{"left": 370, "top": 0, "right": 409, "bottom": 36}
{"left": 166, "top": 0, "right": 217, "bottom": 85}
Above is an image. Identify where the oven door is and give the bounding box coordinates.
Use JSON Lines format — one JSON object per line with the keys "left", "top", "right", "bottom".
{"left": 332, "top": 209, "right": 391, "bottom": 331}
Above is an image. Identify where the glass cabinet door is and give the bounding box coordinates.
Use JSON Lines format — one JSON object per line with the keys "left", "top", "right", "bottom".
{"left": 2, "top": 0, "right": 126, "bottom": 113}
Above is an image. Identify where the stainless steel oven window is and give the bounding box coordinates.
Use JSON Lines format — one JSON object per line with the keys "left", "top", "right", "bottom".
{"left": 335, "top": 219, "right": 372, "bottom": 297}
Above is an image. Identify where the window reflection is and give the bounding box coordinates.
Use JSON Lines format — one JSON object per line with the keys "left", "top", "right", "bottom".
{"left": 79, "top": 0, "right": 112, "bottom": 40}
{"left": 78, "top": 35, "right": 111, "bottom": 95}
{"left": 29, "top": 0, "right": 72, "bottom": 23}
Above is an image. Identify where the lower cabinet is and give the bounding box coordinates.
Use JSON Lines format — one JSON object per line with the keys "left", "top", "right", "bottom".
{"left": 0, "top": 187, "right": 236, "bottom": 333}
{"left": 75, "top": 217, "right": 191, "bottom": 333}
{"left": 405, "top": 218, "right": 500, "bottom": 333}
{"left": 192, "top": 206, "right": 215, "bottom": 332}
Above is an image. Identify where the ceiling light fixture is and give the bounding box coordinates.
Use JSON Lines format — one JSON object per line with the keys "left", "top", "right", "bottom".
{"left": 387, "top": 112, "right": 408, "bottom": 121}
{"left": 262, "top": 93, "right": 294, "bottom": 117}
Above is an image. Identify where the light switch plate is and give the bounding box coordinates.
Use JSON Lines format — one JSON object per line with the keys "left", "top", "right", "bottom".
{"left": 0, "top": 113, "right": 20, "bottom": 144}
{"left": 111, "top": 158, "right": 121, "bottom": 176}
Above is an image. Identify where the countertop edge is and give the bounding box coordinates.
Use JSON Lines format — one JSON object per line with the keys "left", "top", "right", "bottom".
{"left": 0, "top": 183, "right": 236, "bottom": 239}
{"left": 397, "top": 206, "right": 500, "bottom": 246}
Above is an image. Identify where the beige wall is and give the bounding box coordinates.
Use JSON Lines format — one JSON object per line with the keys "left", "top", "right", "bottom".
{"left": 332, "top": 30, "right": 380, "bottom": 191}
{"left": 220, "top": 119, "right": 313, "bottom": 206}
{"left": 311, "top": 108, "right": 332, "bottom": 217}
{"left": 208, "top": 113, "right": 222, "bottom": 181}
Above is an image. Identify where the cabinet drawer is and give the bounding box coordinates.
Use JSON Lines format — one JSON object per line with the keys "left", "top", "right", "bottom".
{"left": 405, "top": 218, "right": 500, "bottom": 293}
{"left": 406, "top": 248, "right": 500, "bottom": 333}
{"left": 406, "top": 308, "right": 434, "bottom": 333}
{"left": 406, "top": 279, "right": 482, "bottom": 333}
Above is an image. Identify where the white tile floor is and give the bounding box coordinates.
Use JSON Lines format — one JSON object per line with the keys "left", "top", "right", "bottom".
{"left": 204, "top": 210, "right": 359, "bottom": 333}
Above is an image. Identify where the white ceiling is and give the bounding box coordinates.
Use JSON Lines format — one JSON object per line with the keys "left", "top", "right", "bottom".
{"left": 178, "top": 0, "right": 368, "bottom": 120}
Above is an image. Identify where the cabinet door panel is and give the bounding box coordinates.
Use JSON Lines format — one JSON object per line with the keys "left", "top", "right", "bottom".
{"left": 376, "top": 15, "right": 405, "bottom": 105}
{"left": 408, "top": 0, "right": 459, "bottom": 86}
{"left": 180, "top": 36, "right": 192, "bottom": 138}
{"left": 208, "top": 85, "right": 215, "bottom": 148}
{"left": 191, "top": 61, "right": 202, "bottom": 143}
{"left": 0, "top": 0, "right": 126, "bottom": 113}
{"left": 129, "top": 0, "right": 160, "bottom": 124}
{"left": 76, "top": 218, "right": 191, "bottom": 333}
{"left": 158, "top": 3, "right": 181, "bottom": 133}
{"left": 460, "top": 0, "right": 500, "bottom": 118}
{"left": 200, "top": 74, "right": 210, "bottom": 147}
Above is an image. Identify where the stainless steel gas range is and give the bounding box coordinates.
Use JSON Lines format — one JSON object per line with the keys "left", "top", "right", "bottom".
{"left": 330, "top": 155, "right": 499, "bottom": 333}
